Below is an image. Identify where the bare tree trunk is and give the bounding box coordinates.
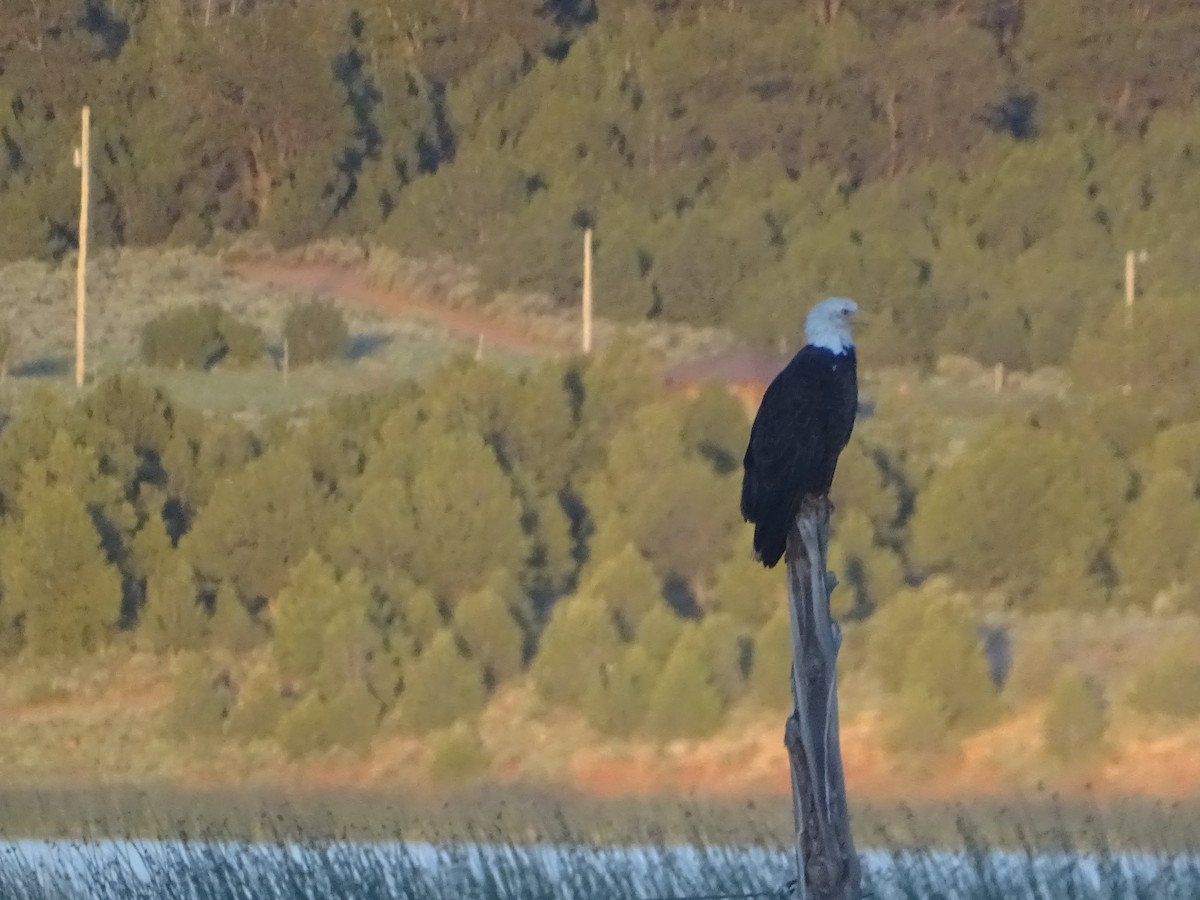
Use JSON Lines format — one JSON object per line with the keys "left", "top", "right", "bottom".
{"left": 783, "top": 499, "right": 861, "bottom": 900}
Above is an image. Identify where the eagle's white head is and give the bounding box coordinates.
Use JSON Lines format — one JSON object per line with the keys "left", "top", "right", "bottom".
{"left": 804, "top": 297, "right": 858, "bottom": 354}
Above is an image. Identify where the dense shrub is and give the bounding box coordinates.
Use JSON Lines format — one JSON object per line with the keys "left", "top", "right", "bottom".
{"left": 140, "top": 302, "right": 265, "bottom": 369}
{"left": 1043, "top": 668, "right": 1108, "bottom": 764}
{"left": 283, "top": 298, "right": 349, "bottom": 365}
{"left": 220, "top": 316, "right": 269, "bottom": 367}
{"left": 1125, "top": 638, "right": 1200, "bottom": 719}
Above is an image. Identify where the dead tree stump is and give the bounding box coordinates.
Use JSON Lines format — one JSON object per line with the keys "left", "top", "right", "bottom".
{"left": 782, "top": 498, "right": 861, "bottom": 900}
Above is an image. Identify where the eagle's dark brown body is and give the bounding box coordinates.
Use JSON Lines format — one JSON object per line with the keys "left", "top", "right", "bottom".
{"left": 740, "top": 345, "right": 858, "bottom": 568}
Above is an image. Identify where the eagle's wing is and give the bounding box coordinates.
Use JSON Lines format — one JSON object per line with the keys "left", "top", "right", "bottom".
{"left": 740, "top": 350, "right": 834, "bottom": 523}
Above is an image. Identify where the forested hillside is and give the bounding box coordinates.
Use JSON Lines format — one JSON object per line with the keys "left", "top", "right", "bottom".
{"left": 0, "top": 353, "right": 1197, "bottom": 770}
{"left": 4, "top": 0, "right": 1200, "bottom": 368}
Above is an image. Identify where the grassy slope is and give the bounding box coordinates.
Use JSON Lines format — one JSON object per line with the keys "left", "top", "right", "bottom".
{"left": 0, "top": 248, "right": 523, "bottom": 416}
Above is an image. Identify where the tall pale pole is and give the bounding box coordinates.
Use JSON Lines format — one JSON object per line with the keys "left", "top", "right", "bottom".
{"left": 581, "top": 227, "right": 593, "bottom": 354}
{"left": 75, "top": 106, "right": 91, "bottom": 389}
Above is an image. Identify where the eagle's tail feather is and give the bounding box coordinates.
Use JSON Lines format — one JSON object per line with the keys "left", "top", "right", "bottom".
{"left": 753, "top": 512, "right": 789, "bottom": 569}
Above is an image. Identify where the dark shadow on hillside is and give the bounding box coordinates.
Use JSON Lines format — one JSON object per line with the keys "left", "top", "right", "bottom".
{"left": 346, "top": 331, "right": 394, "bottom": 361}
{"left": 981, "top": 624, "right": 1012, "bottom": 688}
{"left": 10, "top": 355, "right": 71, "bottom": 378}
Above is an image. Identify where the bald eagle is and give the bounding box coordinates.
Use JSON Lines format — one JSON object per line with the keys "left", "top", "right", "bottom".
{"left": 740, "top": 297, "right": 860, "bottom": 568}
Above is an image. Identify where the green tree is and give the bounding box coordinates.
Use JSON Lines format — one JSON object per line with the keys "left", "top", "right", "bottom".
{"left": 869, "top": 579, "right": 999, "bottom": 737}
{"left": 271, "top": 552, "right": 372, "bottom": 685}
{"left": 634, "top": 601, "right": 685, "bottom": 665}
{"left": 829, "top": 437, "right": 903, "bottom": 538}
{"left": 532, "top": 594, "right": 623, "bottom": 707}
{"left": 828, "top": 511, "right": 906, "bottom": 617}
{"left": 390, "top": 576, "right": 445, "bottom": 653}
{"left": 910, "top": 422, "right": 1126, "bottom": 605}
{"left": 208, "top": 582, "right": 265, "bottom": 654}
{"left": 0, "top": 317, "right": 13, "bottom": 377}
{"left": 1072, "top": 292, "right": 1200, "bottom": 425}
{"left": 697, "top": 611, "right": 748, "bottom": 704}
{"left": 711, "top": 551, "right": 785, "bottom": 629}
{"left": 183, "top": 448, "right": 331, "bottom": 605}
{"left": 681, "top": 382, "right": 749, "bottom": 475}
{"left": 1111, "top": 467, "right": 1200, "bottom": 608}
{"left": 140, "top": 302, "right": 265, "bottom": 370}
{"left": 643, "top": 625, "right": 728, "bottom": 739}
{"left": 577, "top": 544, "right": 662, "bottom": 637}
{"left": 582, "top": 645, "right": 658, "bottom": 737}
{"left": 453, "top": 581, "right": 526, "bottom": 687}
{"left": 139, "top": 553, "right": 207, "bottom": 653}
{"left": 83, "top": 374, "right": 176, "bottom": 465}
{"left": 161, "top": 411, "right": 259, "bottom": 525}
{"left": 429, "top": 725, "right": 492, "bottom": 784}
{"left": 749, "top": 606, "right": 794, "bottom": 711}
{"left": 1144, "top": 423, "right": 1200, "bottom": 490}
{"left": 352, "top": 424, "right": 530, "bottom": 600}
{"left": 402, "top": 630, "right": 488, "bottom": 734}
{"left": 0, "top": 484, "right": 122, "bottom": 657}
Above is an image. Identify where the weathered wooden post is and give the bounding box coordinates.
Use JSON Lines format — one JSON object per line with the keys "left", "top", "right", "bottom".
{"left": 782, "top": 498, "right": 861, "bottom": 900}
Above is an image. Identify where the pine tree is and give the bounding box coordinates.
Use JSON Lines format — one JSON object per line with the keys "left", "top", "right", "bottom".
{"left": 579, "top": 543, "right": 662, "bottom": 637}
{"left": 1, "top": 484, "right": 122, "bottom": 657}
{"left": 697, "top": 612, "right": 748, "bottom": 704}
{"left": 870, "top": 579, "right": 999, "bottom": 736}
{"left": 711, "top": 553, "right": 783, "bottom": 629}
{"left": 634, "top": 602, "right": 684, "bottom": 665}
{"left": 532, "top": 595, "right": 622, "bottom": 707}
{"left": 749, "top": 606, "right": 794, "bottom": 711}
{"left": 182, "top": 448, "right": 330, "bottom": 605}
{"left": 402, "top": 630, "right": 487, "bottom": 734}
{"left": 643, "top": 626, "right": 727, "bottom": 740}
{"left": 582, "top": 645, "right": 658, "bottom": 737}
{"left": 209, "top": 582, "right": 264, "bottom": 654}
{"left": 271, "top": 552, "right": 356, "bottom": 682}
{"left": 140, "top": 553, "right": 207, "bottom": 653}
{"left": 1112, "top": 467, "right": 1200, "bottom": 607}
{"left": 454, "top": 582, "right": 526, "bottom": 687}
